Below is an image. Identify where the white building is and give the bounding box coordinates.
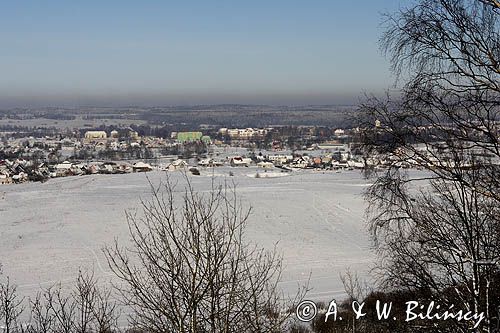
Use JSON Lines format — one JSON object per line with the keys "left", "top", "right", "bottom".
{"left": 334, "top": 129, "right": 345, "bottom": 136}
{"left": 133, "top": 162, "right": 153, "bottom": 172}
{"left": 226, "top": 128, "right": 268, "bottom": 140}
{"left": 267, "top": 155, "right": 293, "bottom": 165}
{"left": 229, "top": 156, "right": 252, "bottom": 167}
{"left": 84, "top": 131, "right": 107, "bottom": 140}
{"left": 167, "top": 159, "right": 188, "bottom": 171}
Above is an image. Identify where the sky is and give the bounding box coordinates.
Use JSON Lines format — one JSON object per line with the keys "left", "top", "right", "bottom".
{"left": 0, "top": 1, "right": 404, "bottom": 107}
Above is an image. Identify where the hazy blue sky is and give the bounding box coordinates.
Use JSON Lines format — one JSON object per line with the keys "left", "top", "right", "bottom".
{"left": 0, "top": 1, "right": 403, "bottom": 107}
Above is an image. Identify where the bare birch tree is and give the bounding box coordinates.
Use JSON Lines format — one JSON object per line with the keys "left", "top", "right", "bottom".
{"left": 357, "top": 0, "right": 500, "bottom": 332}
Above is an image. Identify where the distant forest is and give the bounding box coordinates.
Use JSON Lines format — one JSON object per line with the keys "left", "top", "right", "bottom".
{"left": 0, "top": 105, "right": 357, "bottom": 129}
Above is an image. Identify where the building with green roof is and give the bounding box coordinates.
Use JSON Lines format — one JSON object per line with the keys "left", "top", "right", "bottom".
{"left": 177, "top": 131, "right": 203, "bottom": 143}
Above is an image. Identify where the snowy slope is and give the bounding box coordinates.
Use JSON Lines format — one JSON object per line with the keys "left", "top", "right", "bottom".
{"left": 0, "top": 167, "right": 374, "bottom": 301}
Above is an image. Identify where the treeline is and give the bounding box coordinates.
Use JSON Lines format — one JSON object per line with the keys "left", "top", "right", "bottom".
{"left": 0, "top": 125, "right": 66, "bottom": 139}
{"left": 140, "top": 109, "right": 354, "bottom": 128}
{"left": 0, "top": 106, "right": 357, "bottom": 128}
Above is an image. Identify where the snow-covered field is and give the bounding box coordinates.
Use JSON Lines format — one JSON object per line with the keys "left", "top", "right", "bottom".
{"left": 0, "top": 167, "right": 373, "bottom": 301}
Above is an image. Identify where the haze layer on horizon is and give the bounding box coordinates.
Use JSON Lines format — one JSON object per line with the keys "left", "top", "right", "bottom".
{"left": 0, "top": 1, "right": 402, "bottom": 108}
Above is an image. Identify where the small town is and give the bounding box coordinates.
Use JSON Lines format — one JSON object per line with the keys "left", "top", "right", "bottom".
{"left": 2, "top": 119, "right": 498, "bottom": 185}
{"left": 0, "top": 124, "right": 367, "bottom": 184}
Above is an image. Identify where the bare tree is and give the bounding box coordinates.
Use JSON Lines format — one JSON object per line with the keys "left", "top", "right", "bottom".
{"left": 357, "top": 0, "right": 499, "bottom": 332}
{"left": 104, "top": 177, "right": 305, "bottom": 333}
{"left": 27, "top": 291, "right": 55, "bottom": 333}
{"left": 339, "top": 268, "right": 370, "bottom": 333}
{"left": 89, "top": 282, "right": 119, "bottom": 333}
{"left": 364, "top": 168, "right": 499, "bottom": 332}
{"left": 71, "top": 270, "right": 119, "bottom": 333}
{"left": 23, "top": 270, "right": 119, "bottom": 333}
{"left": 0, "top": 277, "right": 24, "bottom": 333}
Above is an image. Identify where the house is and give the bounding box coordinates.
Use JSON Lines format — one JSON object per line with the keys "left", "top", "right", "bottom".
{"left": 225, "top": 128, "right": 268, "bottom": 140}
{"left": 290, "top": 156, "right": 311, "bottom": 169}
{"left": 133, "top": 162, "right": 153, "bottom": 173}
{"left": 322, "top": 155, "right": 333, "bottom": 165}
{"left": 347, "top": 160, "right": 365, "bottom": 169}
{"left": 167, "top": 159, "right": 188, "bottom": 171}
{"left": 84, "top": 131, "right": 107, "bottom": 140}
{"left": 0, "top": 162, "right": 10, "bottom": 181}
{"left": 176, "top": 132, "right": 202, "bottom": 143}
{"left": 313, "top": 157, "right": 322, "bottom": 167}
{"left": 0, "top": 174, "right": 12, "bottom": 185}
{"left": 201, "top": 135, "right": 211, "bottom": 144}
{"left": 129, "top": 130, "right": 140, "bottom": 141}
{"left": 334, "top": 129, "right": 345, "bottom": 136}
{"left": 229, "top": 156, "right": 252, "bottom": 167}
{"left": 54, "top": 161, "right": 74, "bottom": 177}
{"left": 198, "top": 158, "right": 223, "bottom": 167}
{"left": 86, "top": 164, "right": 100, "bottom": 174}
{"left": 12, "top": 172, "right": 28, "bottom": 183}
{"left": 267, "top": 155, "right": 293, "bottom": 165}
{"left": 257, "top": 161, "right": 274, "bottom": 169}
{"left": 100, "top": 162, "right": 118, "bottom": 174}
{"left": 116, "top": 163, "right": 133, "bottom": 174}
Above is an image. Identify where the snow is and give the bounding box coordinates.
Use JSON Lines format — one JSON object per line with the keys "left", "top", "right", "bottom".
{"left": 247, "top": 171, "right": 290, "bottom": 178}
{"left": 0, "top": 167, "right": 374, "bottom": 301}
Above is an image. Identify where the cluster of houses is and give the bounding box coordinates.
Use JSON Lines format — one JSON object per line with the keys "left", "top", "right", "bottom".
{"left": 0, "top": 126, "right": 368, "bottom": 185}
{"left": 231, "top": 153, "right": 364, "bottom": 170}
{"left": 0, "top": 129, "right": 212, "bottom": 165}
{"left": 0, "top": 159, "right": 155, "bottom": 184}
{"left": 0, "top": 156, "right": 216, "bottom": 184}
{"left": 0, "top": 150, "right": 359, "bottom": 185}
{"left": 0, "top": 159, "right": 32, "bottom": 184}
{"left": 0, "top": 127, "right": 363, "bottom": 185}
{"left": 3, "top": 120, "right": 498, "bottom": 186}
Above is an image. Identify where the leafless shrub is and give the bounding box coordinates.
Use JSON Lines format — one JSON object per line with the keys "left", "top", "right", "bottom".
{"left": 0, "top": 270, "right": 120, "bottom": 333}
{"left": 0, "top": 277, "right": 24, "bottom": 333}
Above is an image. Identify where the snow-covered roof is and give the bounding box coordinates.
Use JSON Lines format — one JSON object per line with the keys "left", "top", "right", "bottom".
{"left": 133, "top": 162, "right": 152, "bottom": 168}
{"left": 55, "top": 162, "right": 73, "bottom": 170}
{"left": 171, "top": 159, "right": 187, "bottom": 166}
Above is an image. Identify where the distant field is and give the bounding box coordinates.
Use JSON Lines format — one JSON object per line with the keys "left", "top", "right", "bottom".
{"left": 0, "top": 167, "right": 372, "bottom": 300}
